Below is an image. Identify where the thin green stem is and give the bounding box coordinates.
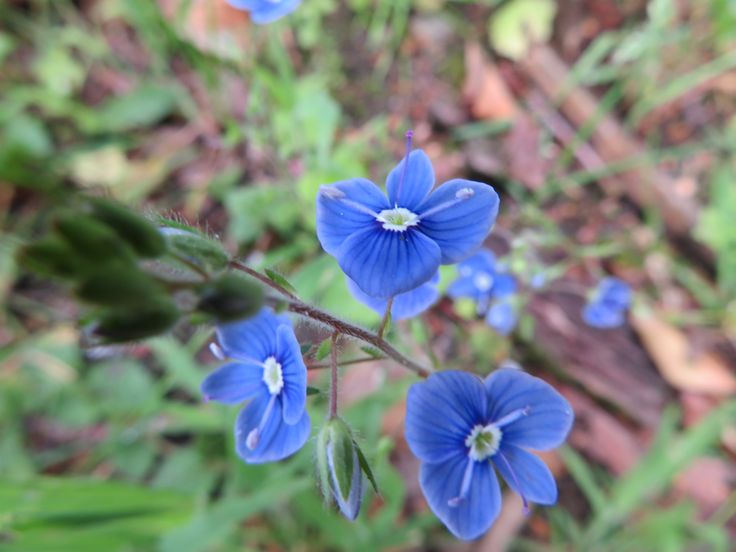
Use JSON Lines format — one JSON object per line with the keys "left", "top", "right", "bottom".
{"left": 378, "top": 297, "right": 394, "bottom": 339}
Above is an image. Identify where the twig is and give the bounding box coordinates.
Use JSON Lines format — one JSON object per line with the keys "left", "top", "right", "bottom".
{"left": 230, "top": 261, "right": 432, "bottom": 378}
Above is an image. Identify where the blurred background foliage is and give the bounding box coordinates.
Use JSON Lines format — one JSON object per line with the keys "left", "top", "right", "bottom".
{"left": 1, "top": 0, "right": 736, "bottom": 550}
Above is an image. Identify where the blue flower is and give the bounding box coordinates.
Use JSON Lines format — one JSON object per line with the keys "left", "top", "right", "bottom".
{"left": 346, "top": 271, "right": 440, "bottom": 321}
{"left": 201, "top": 307, "right": 310, "bottom": 463}
{"left": 448, "top": 249, "right": 519, "bottom": 334}
{"left": 405, "top": 369, "right": 574, "bottom": 540}
{"left": 582, "top": 277, "right": 632, "bottom": 329}
{"left": 225, "top": 0, "right": 301, "bottom": 24}
{"left": 485, "top": 299, "right": 517, "bottom": 336}
{"left": 316, "top": 142, "right": 499, "bottom": 299}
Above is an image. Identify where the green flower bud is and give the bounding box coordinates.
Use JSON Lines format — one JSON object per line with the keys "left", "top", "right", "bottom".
{"left": 16, "top": 238, "right": 81, "bottom": 279}
{"left": 160, "top": 227, "right": 229, "bottom": 272}
{"left": 54, "top": 212, "right": 135, "bottom": 264}
{"left": 196, "top": 273, "right": 264, "bottom": 322}
{"left": 76, "top": 264, "right": 165, "bottom": 307}
{"left": 317, "top": 418, "right": 363, "bottom": 520}
{"left": 94, "top": 297, "right": 180, "bottom": 342}
{"left": 87, "top": 198, "right": 166, "bottom": 258}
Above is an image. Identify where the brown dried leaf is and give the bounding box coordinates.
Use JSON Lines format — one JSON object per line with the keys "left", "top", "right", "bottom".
{"left": 463, "top": 42, "right": 519, "bottom": 121}
{"left": 633, "top": 313, "right": 736, "bottom": 397}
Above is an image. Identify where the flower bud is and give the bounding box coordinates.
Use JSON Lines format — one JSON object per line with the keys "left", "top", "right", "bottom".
{"left": 196, "top": 273, "right": 264, "bottom": 322}
{"left": 93, "top": 297, "right": 180, "bottom": 342}
{"left": 54, "top": 212, "right": 135, "bottom": 264}
{"left": 87, "top": 198, "right": 167, "bottom": 258}
{"left": 76, "top": 264, "right": 165, "bottom": 307}
{"left": 317, "top": 418, "right": 363, "bottom": 520}
{"left": 16, "top": 238, "right": 81, "bottom": 279}
{"left": 160, "top": 227, "right": 229, "bottom": 272}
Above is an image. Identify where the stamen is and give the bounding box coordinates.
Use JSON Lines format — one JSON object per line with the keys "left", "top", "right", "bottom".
{"left": 246, "top": 394, "right": 278, "bottom": 450}
{"left": 319, "top": 186, "right": 381, "bottom": 218}
{"left": 209, "top": 342, "right": 225, "bottom": 360}
{"left": 497, "top": 451, "right": 530, "bottom": 515}
{"left": 448, "top": 458, "right": 475, "bottom": 507}
{"left": 394, "top": 130, "right": 414, "bottom": 206}
{"left": 418, "top": 188, "right": 475, "bottom": 219}
{"left": 493, "top": 406, "right": 531, "bottom": 428}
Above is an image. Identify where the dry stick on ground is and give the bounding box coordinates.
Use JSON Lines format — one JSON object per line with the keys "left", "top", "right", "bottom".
{"left": 521, "top": 44, "right": 713, "bottom": 265}
{"left": 229, "top": 261, "right": 432, "bottom": 378}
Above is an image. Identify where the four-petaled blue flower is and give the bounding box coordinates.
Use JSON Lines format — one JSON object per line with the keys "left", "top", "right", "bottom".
{"left": 582, "top": 277, "right": 632, "bottom": 329}
{"left": 201, "top": 307, "right": 310, "bottom": 463}
{"left": 316, "top": 146, "right": 499, "bottom": 299}
{"left": 448, "top": 249, "right": 519, "bottom": 335}
{"left": 346, "top": 271, "right": 440, "bottom": 321}
{"left": 405, "top": 368, "right": 574, "bottom": 540}
{"left": 225, "top": 0, "right": 301, "bottom": 24}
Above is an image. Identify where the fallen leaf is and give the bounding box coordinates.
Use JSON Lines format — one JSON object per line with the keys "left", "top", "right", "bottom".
{"left": 632, "top": 313, "right": 736, "bottom": 397}
{"left": 463, "top": 42, "right": 518, "bottom": 121}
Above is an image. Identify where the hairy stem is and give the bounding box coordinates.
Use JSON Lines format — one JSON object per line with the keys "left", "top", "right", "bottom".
{"left": 229, "top": 260, "right": 432, "bottom": 378}
{"left": 377, "top": 297, "right": 393, "bottom": 339}
{"left": 329, "top": 332, "right": 339, "bottom": 418}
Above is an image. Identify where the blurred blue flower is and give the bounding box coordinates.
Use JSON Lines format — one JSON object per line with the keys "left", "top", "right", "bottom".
{"left": 346, "top": 271, "right": 440, "bottom": 321}
{"left": 582, "top": 277, "right": 632, "bottom": 329}
{"left": 201, "top": 307, "right": 310, "bottom": 463}
{"left": 448, "top": 249, "right": 519, "bottom": 334}
{"left": 485, "top": 299, "right": 517, "bottom": 336}
{"left": 405, "top": 369, "right": 573, "bottom": 540}
{"left": 316, "top": 144, "right": 499, "bottom": 299}
{"left": 226, "top": 0, "right": 301, "bottom": 24}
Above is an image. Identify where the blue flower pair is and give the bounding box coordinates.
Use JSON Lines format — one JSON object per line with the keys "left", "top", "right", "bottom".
{"left": 582, "top": 277, "right": 632, "bottom": 329}
{"left": 226, "top": 0, "right": 301, "bottom": 24}
{"left": 449, "top": 249, "right": 519, "bottom": 335}
{"left": 201, "top": 308, "right": 310, "bottom": 463}
{"left": 405, "top": 368, "right": 573, "bottom": 540}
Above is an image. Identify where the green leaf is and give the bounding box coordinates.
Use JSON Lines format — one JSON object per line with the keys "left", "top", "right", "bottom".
{"left": 489, "top": 0, "right": 557, "bottom": 61}
{"left": 315, "top": 337, "right": 332, "bottom": 361}
{"left": 196, "top": 272, "right": 264, "bottom": 323}
{"left": 306, "top": 386, "right": 321, "bottom": 396}
{"left": 327, "top": 418, "right": 355, "bottom": 504}
{"left": 97, "top": 83, "right": 179, "bottom": 133}
{"left": 360, "top": 346, "right": 383, "bottom": 359}
{"left": 355, "top": 440, "right": 380, "bottom": 496}
{"left": 87, "top": 197, "right": 167, "bottom": 258}
{"left": 264, "top": 268, "right": 298, "bottom": 295}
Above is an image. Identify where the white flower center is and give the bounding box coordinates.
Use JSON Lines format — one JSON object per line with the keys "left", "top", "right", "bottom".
{"left": 473, "top": 272, "right": 494, "bottom": 292}
{"left": 376, "top": 207, "right": 420, "bottom": 232}
{"left": 262, "top": 356, "right": 284, "bottom": 395}
{"left": 465, "top": 424, "right": 502, "bottom": 461}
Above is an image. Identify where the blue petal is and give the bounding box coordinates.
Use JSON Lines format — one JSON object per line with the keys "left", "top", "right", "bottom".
{"left": 582, "top": 301, "right": 625, "bottom": 329}
{"left": 316, "top": 178, "right": 390, "bottom": 257}
{"left": 200, "top": 361, "right": 264, "bottom": 404}
{"left": 235, "top": 394, "right": 310, "bottom": 464}
{"left": 493, "top": 445, "right": 557, "bottom": 505}
{"left": 447, "top": 275, "right": 487, "bottom": 301}
{"left": 337, "top": 227, "right": 441, "bottom": 298}
{"left": 597, "top": 277, "right": 632, "bottom": 309}
{"left": 275, "top": 325, "right": 307, "bottom": 424}
{"left": 386, "top": 150, "right": 435, "bottom": 211}
{"left": 226, "top": 0, "right": 301, "bottom": 24}
{"left": 484, "top": 369, "right": 574, "bottom": 450}
{"left": 216, "top": 307, "right": 289, "bottom": 361}
{"left": 420, "top": 455, "right": 501, "bottom": 540}
{"left": 492, "top": 273, "right": 517, "bottom": 298}
{"left": 346, "top": 271, "right": 439, "bottom": 321}
{"left": 405, "top": 371, "right": 487, "bottom": 464}
{"left": 417, "top": 180, "right": 499, "bottom": 264}
{"left": 328, "top": 445, "right": 363, "bottom": 520}
{"left": 457, "top": 250, "right": 497, "bottom": 274}
{"left": 485, "top": 300, "right": 517, "bottom": 336}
